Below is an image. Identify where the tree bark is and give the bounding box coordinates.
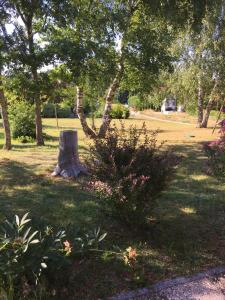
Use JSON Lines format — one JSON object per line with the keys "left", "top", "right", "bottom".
{"left": 201, "top": 81, "right": 218, "bottom": 128}
{"left": 76, "top": 86, "right": 97, "bottom": 138}
{"left": 196, "top": 75, "right": 203, "bottom": 127}
{"left": 75, "top": 29, "right": 127, "bottom": 139}
{"left": 201, "top": 98, "right": 214, "bottom": 128}
{"left": 25, "top": 12, "right": 44, "bottom": 146}
{"left": 98, "top": 66, "right": 123, "bottom": 138}
{"left": 0, "top": 78, "right": 11, "bottom": 150}
{"left": 52, "top": 130, "right": 87, "bottom": 178}
{"left": 33, "top": 83, "right": 44, "bottom": 146}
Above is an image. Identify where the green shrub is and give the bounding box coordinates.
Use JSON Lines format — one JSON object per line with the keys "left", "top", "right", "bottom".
{"left": 42, "top": 102, "right": 55, "bottom": 117}
{"left": 129, "top": 95, "right": 146, "bottom": 111}
{"left": 204, "top": 119, "right": 225, "bottom": 179}
{"left": 110, "top": 104, "right": 129, "bottom": 119}
{"left": 87, "top": 122, "right": 179, "bottom": 228}
{"left": 17, "top": 136, "right": 35, "bottom": 144}
{"left": 94, "top": 104, "right": 129, "bottom": 119}
{"left": 42, "top": 102, "right": 72, "bottom": 118}
{"left": 94, "top": 110, "right": 103, "bottom": 118}
{"left": 9, "top": 102, "right": 36, "bottom": 140}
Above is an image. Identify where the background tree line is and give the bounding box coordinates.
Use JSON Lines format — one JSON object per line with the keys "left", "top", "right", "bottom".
{"left": 0, "top": 0, "right": 222, "bottom": 149}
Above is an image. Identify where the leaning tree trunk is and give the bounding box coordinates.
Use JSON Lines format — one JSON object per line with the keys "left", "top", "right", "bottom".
{"left": 52, "top": 130, "right": 87, "bottom": 178}
{"left": 201, "top": 98, "right": 215, "bottom": 128}
{"left": 75, "top": 61, "right": 124, "bottom": 139}
{"left": 98, "top": 70, "right": 123, "bottom": 138}
{"left": 196, "top": 75, "right": 203, "bottom": 127}
{"left": 0, "top": 79, "right": 11, "bottom": 150}
{"left": 201, "top": 81, "right": 218, "bottom": 128}
{"left": 76, "top": 86, "right": 97, "bottom": 138}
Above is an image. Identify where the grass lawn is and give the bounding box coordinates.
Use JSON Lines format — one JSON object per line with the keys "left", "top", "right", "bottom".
{"left": 0, "top": 117, "right": 225, "bottom": 299}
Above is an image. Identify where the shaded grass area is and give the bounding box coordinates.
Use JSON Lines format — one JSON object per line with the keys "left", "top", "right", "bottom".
{"left": 0, "top": 118, "right": 225, "bottom": 299}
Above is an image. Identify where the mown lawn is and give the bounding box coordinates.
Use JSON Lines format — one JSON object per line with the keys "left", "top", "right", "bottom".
{"left": 0, "top": 117, "right": 225, "bottom": 299}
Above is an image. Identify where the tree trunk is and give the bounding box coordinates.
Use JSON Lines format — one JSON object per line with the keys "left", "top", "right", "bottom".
{"left": 76, "top": 86, "right": 97, "bottom": 138}
{"left": 54, "top": 103, "right": 59, "bottom": 129}
{"left": 196, "top": 75, "right": 203, "bottom": 127}
{"left": 75, "top": 52, "right": 124, "bottom": 139}
{"left": 201, "top": 98, "right": 214, "bottom": 128}
{"left": 34, "top": 90, "right": 44, "bottom": 146}
{"left": 201, "top": 81, "right": 218, "bottom": 128}
{"left": 98, "top": 72, "right": 122, "bottom": 138}
{"left": 0, "top": 79, "right": 11, "bottom": 150}
{"left": 26, "top": 15, "right": 44, "bottom": 146}
{"left": 52, "top": 130, "right": 87, "bottom": 178}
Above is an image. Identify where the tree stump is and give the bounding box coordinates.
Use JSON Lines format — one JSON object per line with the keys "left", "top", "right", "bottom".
{"left": 52, "top": 130, "right": 87, "bottom": 178}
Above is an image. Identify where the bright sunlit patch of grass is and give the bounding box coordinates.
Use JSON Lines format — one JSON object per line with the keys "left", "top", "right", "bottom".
{"left": 180, "top": 207, "right": 196, "bottom": 214}
{"left": 191, "top": 175, "right": 208, "bottom": 181}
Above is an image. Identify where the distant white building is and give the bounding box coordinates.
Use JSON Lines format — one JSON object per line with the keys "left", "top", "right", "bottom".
{"left": 161, "top": 96, "right": 176, "bottom": 113}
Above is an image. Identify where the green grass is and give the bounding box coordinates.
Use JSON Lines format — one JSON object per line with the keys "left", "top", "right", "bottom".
{"left": 1, "top": 117, "right": 225, "bottom": 299}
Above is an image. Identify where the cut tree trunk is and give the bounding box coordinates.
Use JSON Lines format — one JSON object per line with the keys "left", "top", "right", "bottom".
{"left": 196, "top": 76, "right": 203, "bottom": 127}
{"left": 0, "top": 79, "right": 11, "bottom": 150}
{"left": 52, "top": 130, "right": 87, "bottom": 178}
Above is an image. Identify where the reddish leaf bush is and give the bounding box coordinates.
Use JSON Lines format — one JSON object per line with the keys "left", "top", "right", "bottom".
{"left": 87, "top": 122, "right": 179, "bottom": 228}
{"left": 204, "top": 118, "right": 225, "bottom": 178}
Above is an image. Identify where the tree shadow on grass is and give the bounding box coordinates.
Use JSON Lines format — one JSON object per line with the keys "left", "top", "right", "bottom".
{"left": 147, "top": 143, "right": 225, "bottom": 275}
{"left": 0, "top": 159, "right": 99, "bottom": 229}
{"left": 1, "top": 143, "right": 225, "bottom": 295}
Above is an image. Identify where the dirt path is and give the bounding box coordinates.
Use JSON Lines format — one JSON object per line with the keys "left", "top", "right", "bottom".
{"left": 109, "top": 267, "right": 225, "bottom": 300}
{"left": 133, "top": 112, "right": 194, "bottom": 126}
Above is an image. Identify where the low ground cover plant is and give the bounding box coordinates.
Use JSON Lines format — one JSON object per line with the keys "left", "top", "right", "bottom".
{"left": 87, "top": 122, "right": 179, "bottom": 228}
{"left": 0, "top": 213, "right": 107, "bottom": 299}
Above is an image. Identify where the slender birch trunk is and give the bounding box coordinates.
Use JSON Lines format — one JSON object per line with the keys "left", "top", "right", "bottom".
{"left": 201, "top": 99, "right": 215, "bottom": 128}
{"left": 76, "top": 63, "right": 124, "bottom": 139}
{"left": 76, "top": 86, "right": 97, "bottom": 138}
{"left": 0, "top": 78, "right": 11, "bottom": 150}
{"left": 196, "top": 75, "right": 203, "bottom": 127}
{"left": 201, "top": 81, "right": 218, "bottom": 128}
{"left": 98, "top": 69, "right": 123, "bottom": 138}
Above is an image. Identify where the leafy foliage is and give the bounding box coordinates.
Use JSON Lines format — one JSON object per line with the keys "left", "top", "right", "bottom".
{"left": 87, "top": 122, "right": 179, "bottom": 227}
{"left": 9, "top": 102, "right": 36, "bottom": 141}
{"left": 129, "top": 95, "right": 151, "bottom": 111}
{"left": 110, "top": 104, "right": 130, "bottom": 119}
{"left": 0, "top": 212, "right": 107, "bottom": 299}
{"left": 95, "top": 104, "right": 130, "bottom": 119}
{"left": 0, "top": 213, "right": 67, "bottom": 298}
{"left": 42, "top": 102, "right": 72, "bottom": 118}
